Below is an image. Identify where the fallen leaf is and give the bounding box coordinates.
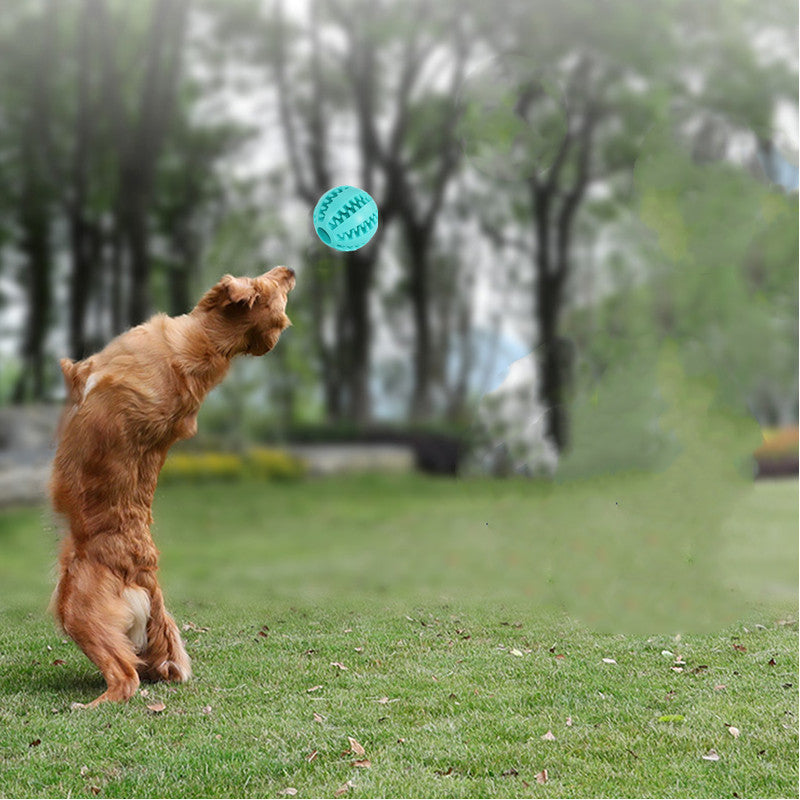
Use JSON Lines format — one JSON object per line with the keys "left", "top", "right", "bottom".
{"left": 377, "top": 696, "right": 390, "bottom": 704}
{"left": 555, "top": 653, "right": 566, "bottom": 660}
{"left": 510, "top": 648, "right": 524, "bottom": 657}
{"left": 201, "top": 705, "right": 213, "bottom": 715}
{"left": 768, "top": 658, "right": 777, "bottom": 666}
{"left": 147, "top": 702, "right": 166, "bottom": 713}
{"left": 672, "top": 667, "right": 684, "bottom": 673}
{"left": 565, "top": 716, "right": 573, "bottom": 727}
{"left": 182, "top": 622, "right": 209, "bottom": 632}
{"left": 29, "top": 739, "right": 41, "bottom": 747}
{"left": 306, "top": 749, "right": 318, "bottom": 762}
{"left": 535, "top": 768, "right": 548, "bottom": 784}
{"left": 306, "top": 685, "right": 323, "bottom": 693}
{"left": 140, "top": 689, "right": 150, "bottom": 698}
{"left": 334, "top": 780, "right": 354, "bottom": 797}
{"left": 397, "top": 737, "right": 405, "bottom": 744}
{"left": 351, "top": 759, "right": 371, "bottom": 768}
{"left": 602, "top": 658, "right": 617, "bottom": 665}
{"left": 348, "top": 737, "right": 366, "bottom": 757}
{"left": 89, "top": 787, "right": 101, "bottom": 796}
{"left": 727, "top": 725, "right": 741, "bottom": 739}
{"left": 331, "top": 662, "right": 348, "bottom": 671}
{"left": 702, "top": 749, "right": 720, "bottom": 761}
{"left": 714, "top": 684, "right": 727, "bottom": 691}
{"left": 661, "top": 650, "right": 674, "bottom": 657}
{"left": 53, "top": 659, "right": 66, "bottom": 666}
{"left": 313, "top": 712, "right": 324, "bottom": 724}
{"left": 435, "top": 767, "right": 454, "bottom": 777}
{"left": 501, "top": 768, "right": 519, "bottom": 777}
{"left": 541, "top": 730, "right": 556, "bottom": 741}
{"left": 80, "top": 766, "right": 89, "bottom": 777}
{"left": 281, "top": 789, "right": 298, "bottom": 796}
{"left": 732, "top": 644, "right": 747, "bottom": 653}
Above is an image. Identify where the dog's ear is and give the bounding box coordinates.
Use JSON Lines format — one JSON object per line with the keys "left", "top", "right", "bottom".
{"left": 60, "top": 358, "right": 92, "bottom": 404}
{"left": 197, "top": 275, "right": 259, "bottom": 311}
{"left": 221, "top": 275, "right": 258, "bottom": 307}
{"left": 60, "top": 358, "right": 78, "bottom": 397}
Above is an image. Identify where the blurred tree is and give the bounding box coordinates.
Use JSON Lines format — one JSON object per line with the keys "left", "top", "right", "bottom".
{"left": 269, "top": 0, "right": 474, "bottom": 423}
{"left": 270, "top": 0, "right": 377, "bottom": 423}
{"left": 351, "top": 0, "right": 469, "bottom": 420}
{"left": 0, "top": 2, "right": 58, "bottom": 401}
{"left": 462, "top": 0, "right": 797, "bottom": 453}
{"left": 109, "top": 0, "right": 189, "bottom": 327}
{"left": 0, "top": 0, "right": 253, "bottom": 400}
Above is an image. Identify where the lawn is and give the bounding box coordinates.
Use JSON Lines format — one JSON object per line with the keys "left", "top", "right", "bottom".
{"left": 0, "top": 474, "right": 796, "bottom": 798}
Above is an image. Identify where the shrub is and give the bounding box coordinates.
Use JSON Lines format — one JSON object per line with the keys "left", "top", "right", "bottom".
{"left": 754, "top": 426, "right": 798, "bottom": 478}
{"left": 246, "top": 447, "right": 307, "bottom": 481}
{"left": 754, "top": 426, "right": 799, "bottom": 460}
{"left": 159, "top": 452, "right": 244, "bottom": 483}
{"left": 159, "top": 448, "right": 307, "bottom": 484}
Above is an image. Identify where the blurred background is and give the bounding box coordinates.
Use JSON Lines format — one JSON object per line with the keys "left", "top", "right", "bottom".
{"left": 0, "top": 0, "right": 796, "bottom": 492}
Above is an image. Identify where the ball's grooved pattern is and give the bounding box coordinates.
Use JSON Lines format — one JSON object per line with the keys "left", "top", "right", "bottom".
{"left": 313, "top": 185, "right": 379, "bottom": 251}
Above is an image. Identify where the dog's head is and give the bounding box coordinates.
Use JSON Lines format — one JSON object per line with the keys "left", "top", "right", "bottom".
{"left": 195, "top": 266, "right": 296, "bottom": 356}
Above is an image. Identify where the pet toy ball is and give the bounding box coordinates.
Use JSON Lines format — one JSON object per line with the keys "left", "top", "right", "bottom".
{"left": 313, "top": 185, "right": 379, "bottom": 252}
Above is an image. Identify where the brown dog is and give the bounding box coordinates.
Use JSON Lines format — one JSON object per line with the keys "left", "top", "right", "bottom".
{"left": 50, "top": 266, "right": 295, "bottom": 708}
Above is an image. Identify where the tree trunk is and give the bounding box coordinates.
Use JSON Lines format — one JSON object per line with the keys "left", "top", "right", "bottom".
{"left": 13, "top": 3, "right": 57, "bottom": 402}
{"left": 341, "top": 249, "right": 373, "bottom": 424}
{"left": 67, "top": 0, "right": 96, "bottom": 360}
{"left": 532, "top": 186, "right": 571, "bottom": 452}
{"left": 528, "top": 85, "right": 596, "bottom": 454}
{"left": 14, "top": 193, "right": 51, "bottom": 403}
{"left": 120, "top": 0, "right": 188, "bottom": 326}
{"left": 536, "top": 283, "right": 570, "bottom": 452}
{"left": 407, "top": 232, "right": 433, "bottom": 421}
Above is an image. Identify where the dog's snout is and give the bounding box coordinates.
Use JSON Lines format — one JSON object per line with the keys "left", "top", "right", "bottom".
{"left": 283, "top": 267, "right": 296, "bottom": 290}
{"left": 266, "top": 265, "right": 296, "bottom": 290}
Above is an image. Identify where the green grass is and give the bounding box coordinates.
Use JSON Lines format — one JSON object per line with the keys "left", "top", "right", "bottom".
{"left": 0, "top": 475, "right": 796, "bottom": 798}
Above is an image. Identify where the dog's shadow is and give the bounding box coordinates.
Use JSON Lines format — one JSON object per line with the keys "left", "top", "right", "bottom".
{"left": 31, "top": 661, "right": 178, "bottom": 708}
{"left": 23, "top": 661, "right": 105, "bottom": 705}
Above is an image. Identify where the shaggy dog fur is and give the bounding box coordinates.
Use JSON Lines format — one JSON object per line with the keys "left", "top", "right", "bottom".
{"left": 50, "top": 267, "right": 295, "bottom": 708}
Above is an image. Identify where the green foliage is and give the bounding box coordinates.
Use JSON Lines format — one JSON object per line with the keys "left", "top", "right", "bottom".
{"left": 635, "top": 126, "right": 799, "bottom": 421}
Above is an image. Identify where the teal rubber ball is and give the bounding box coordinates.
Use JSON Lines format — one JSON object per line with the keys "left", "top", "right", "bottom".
{"left": 313, "top": 185, "right": 379, "bottom": 252}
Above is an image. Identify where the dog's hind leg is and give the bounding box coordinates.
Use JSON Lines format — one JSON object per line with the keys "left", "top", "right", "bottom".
{"left": 138, "top": 584, "right": 192, "bottom": 684}
{"left": 56, "top": 563, "right": 142, "bottom": 708}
